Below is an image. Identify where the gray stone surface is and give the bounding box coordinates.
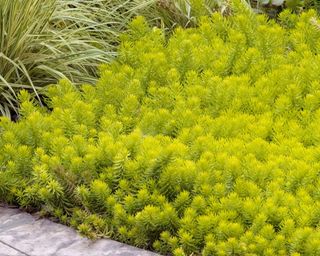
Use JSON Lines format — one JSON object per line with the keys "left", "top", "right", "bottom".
{"left": 0, "top": 242, "right": 25, "bottom": 256}
{"left": 0, "top": 207, "right": 159, "bottom": 256}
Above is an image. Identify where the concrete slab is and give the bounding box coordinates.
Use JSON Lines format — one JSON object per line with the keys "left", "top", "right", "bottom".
{"left": 0, "top": 207, "right": 159, "bottom": 256}
{"left": 0, "top": 242, "right": 25, "bottom": 256}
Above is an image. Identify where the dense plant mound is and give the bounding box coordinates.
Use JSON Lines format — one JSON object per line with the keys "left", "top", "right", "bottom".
{"left": 2, "top": 8, "right": 320, "bottom": 255}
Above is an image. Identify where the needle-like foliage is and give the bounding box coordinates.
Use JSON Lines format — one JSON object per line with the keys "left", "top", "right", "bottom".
{"left": 2, "top": 4, "right": 320, "bottom": 254}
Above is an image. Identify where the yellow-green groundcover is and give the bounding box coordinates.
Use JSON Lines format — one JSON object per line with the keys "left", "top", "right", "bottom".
{"left": 1, "top": 7, "right": 320, "bottom": 256}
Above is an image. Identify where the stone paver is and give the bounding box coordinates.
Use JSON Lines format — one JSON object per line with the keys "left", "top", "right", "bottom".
{"left": 0, "top": 242, "right": 25, "bottom": 256}
{"left": 0, "top": 207, "right": 159, "bottom": 256}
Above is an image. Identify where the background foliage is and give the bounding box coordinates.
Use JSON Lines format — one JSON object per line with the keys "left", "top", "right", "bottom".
{"left": 2, "top": 4, "right": 320, "bottom": 254}
{"left": 0, "top": 0, "right": 159, "bottom": 117}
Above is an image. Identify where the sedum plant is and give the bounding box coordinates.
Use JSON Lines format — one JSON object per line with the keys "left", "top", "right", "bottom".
{"left": 3, "top": 4, "right": 320, "bottom": 255}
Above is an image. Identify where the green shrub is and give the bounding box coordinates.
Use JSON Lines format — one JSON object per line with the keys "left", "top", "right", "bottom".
{"left": 3, "top": 6, "right": 320, "bottom": 255}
